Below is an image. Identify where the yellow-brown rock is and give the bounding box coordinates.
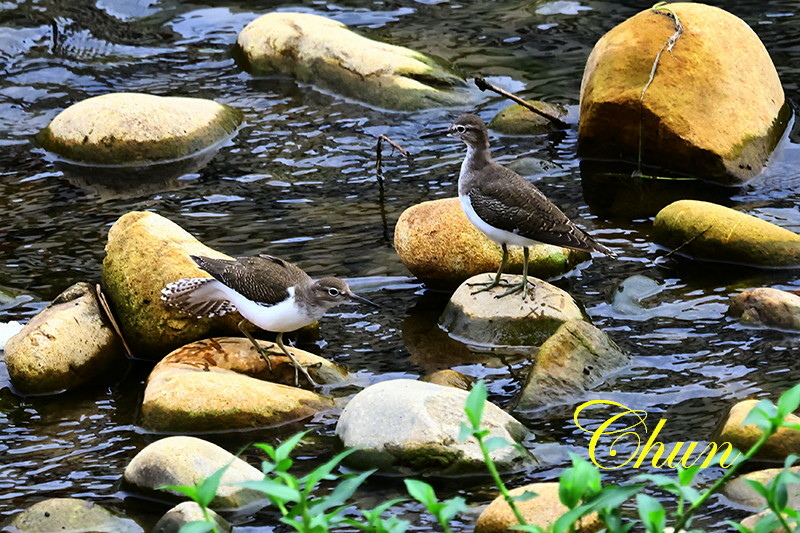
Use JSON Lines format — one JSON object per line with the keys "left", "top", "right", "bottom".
{"left": 475, "top": 482, "right": 602, "bottom": 533}
{"left": 715, "top": 399, "right": 800, "bottom": 460}
{"left": 489, "top": 102, "right": 567, "bottom": 135}
{"left": 729, "top": 287, "right": 800, "bottom": 330}
{"left": 653, "top": 200, "right": 800, "bottom": 266}
{"left": 579, "top": 3, "right": 788, "bottom": 184}
{"left": 140, "top": 337, "right": 340, "bottom": 432}
{"left": 101, "top": 211, "right": 247, "bottom": 358}
{"left": 394, "top": 198, "right": 588, "bottom": 288}
{"left": 38, "top": 93, "right": 242, "bottom": 164}
{"left": 740, "top": 510, "right": 792, "bottom": 532}
{"left": 236, "top": 12, "right": 467, "bottom": 110}
{"left": 723, "top": 466, "right": 800, "bottom": 509}
{"left": 8, "top": 498, "right": 142, "bottom": 533}
{"left": 5, "top": 282, "right": 124, "bottom": 395}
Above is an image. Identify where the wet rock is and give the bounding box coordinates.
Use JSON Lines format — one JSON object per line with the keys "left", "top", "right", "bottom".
{"left": 475, "top": 482, "right": 602, "bottom": 533}
{"left": 611, "top": 274, "right": 663, "bottom": 315}
{"left": 236, "top": 12, "right": 467, "bottom": 110}
{"left": 153, "top": 502, "right": 231, "bottom": 533}
{"left": 4, "top": 282, "right": 124, "bottom": 395}
{"left": 419, "top": 369, "right": 475, "bottom": 391}
{"left": 394, "top": 198, "right": 588, "bottom": 288}
{"left": 579, "top": 3, "right": 788, "bottom": 185}
{"left": 440, "top": 274, "right": 585, "bottom": 347}
{"left": 335, "top": 379, "right": 533, "bottom": 475}
{"left": 723, "top": 466, "right": 800, "bottom": 510}
{"left": 728, "top": 288, "right": 800, "bottom": 331}
{"left": 514, "top": 320, "right": 629, "bottom": 411}
{"left": 740, "top": 510, "right": 792, "bottom": 532}
{"left": 0, "top": 321, "right": 23, "bottom": 350}
{"left": 101, "top": 211, "right": 240, "bottom": 358}
{"left": 141, "top": 337, "right": 338, "bottom": 432}
{"left": 715, "top": 399, "right": 800, "bottom": 461}
{"left": 653, "top": 200, "right": 800, "bottom": 267}
{"left": 7, "top": 498, "right": 142, "bottom": 533}
{"left": 124, "top": 436, "right": 265, "bottom": 511}
{"left": 489, "top": 102, "right": 567, "bottom": 135}
{"left": 38, "top": 93, "right": 242, "bottom": 165}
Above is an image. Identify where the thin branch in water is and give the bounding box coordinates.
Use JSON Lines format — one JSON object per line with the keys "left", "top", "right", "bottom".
{"left": 375, "top": 134, "right": 410, "bottom": 180}
{"left": 95, "top": 283, "right": 133, "bottom": 358}
{"left": 473, "top": 76, "right": 569, "bottom": 129}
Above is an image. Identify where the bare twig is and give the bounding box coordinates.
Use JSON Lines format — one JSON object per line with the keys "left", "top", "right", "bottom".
{"left": 473, "top": 76, "right": 569, "bottom": 129}
{"left": 95, "top": 284, "right": 133, "bottom": 358}
{"left": 375, "top": 134, "right": 410, "bottom": 179}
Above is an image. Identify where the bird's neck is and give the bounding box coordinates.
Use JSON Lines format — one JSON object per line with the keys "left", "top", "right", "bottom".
{"left": 462, "top": 141, "right": 492, "bottom": 171}
{"left": 293, "top": 282, "right": 329, "bottom": 320}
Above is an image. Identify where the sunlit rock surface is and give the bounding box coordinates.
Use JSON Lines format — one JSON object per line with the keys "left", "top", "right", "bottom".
{"left": 8, "top": 498, "right": 142, "bottom": 533}
{"left": 729, "top": 287, "right": 800, "bottom": 331}
{"left": 715, "top": 399, "right": 800, "bottom": 461}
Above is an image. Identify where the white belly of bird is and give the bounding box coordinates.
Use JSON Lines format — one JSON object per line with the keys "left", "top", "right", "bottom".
{"left": 459, "top": 193, "right": 540, "bottom": 247}
{"left": 215, "top": 283, "right": 317, "bottom": 332}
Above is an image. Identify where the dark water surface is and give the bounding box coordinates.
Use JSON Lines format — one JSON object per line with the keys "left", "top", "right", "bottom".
{"left": 2, "top": 0, "right": 800, "bottom": 530}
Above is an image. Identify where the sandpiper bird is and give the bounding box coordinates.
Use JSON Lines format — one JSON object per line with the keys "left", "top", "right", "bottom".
{"left": 161, "top": 254, "right": 377, "bottom": 386}
{"left": 434, "top": 113, "right": 615, "bottom": 298}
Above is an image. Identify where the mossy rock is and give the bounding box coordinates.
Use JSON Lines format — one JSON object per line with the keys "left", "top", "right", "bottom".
{"left": 653, "top": 200, "right": 800, "bottom": 266}
{"left": 8, "top": 498, "right": 142, "bottom": 533}
{"left": 235, "top": 12, "right": 468, "bottom": 110}
{"left": 489, "top": 102, "right": 567, "bottom": 135}
{"left": 39, "top": 93, "right": 242, "bottom": 164}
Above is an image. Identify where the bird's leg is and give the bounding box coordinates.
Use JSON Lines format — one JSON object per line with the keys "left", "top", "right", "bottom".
{"left": 239, "top": 319, "right": 273, "bottom": 371}
{"left": 496, "top": 247, "right": 531, "bottom": 299}
{"left": 469, "top": 243, "right": 510, "bottom": 294}
{"left": 275, "top": 332, "right": 317, "bottom": 387}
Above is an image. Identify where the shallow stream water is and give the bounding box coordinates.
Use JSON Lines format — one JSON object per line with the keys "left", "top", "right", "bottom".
{"left": 2, "top": 0, "right": 800, "bottom": 530}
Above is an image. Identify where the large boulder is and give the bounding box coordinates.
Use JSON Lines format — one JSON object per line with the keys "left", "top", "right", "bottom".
{"left": 141, "top": 338, "right": 338, "bottom": 432}
{"left": 514, "top": 320, "right": 629, "bottom": 411}
{"left": 579, "top": 3, "right": 788, "bottom": 185}
{"left": 729, "top": 288, "right": 800, "bottom": 331}
{"left": 236, "top": 12, "right": 467, "bottom": 110}
{"left": 7, "top": 498, "right": 142, "bottom": 533}
{"left": 714, "top": 399, "right": 800, "bottom": 461}
{"left": 335, "top": 379, "right": 534, "bottom": 474}
{"left": 100, "top": 211, "right": 240, "bottom": 358}
{"left": 38, "top": 93, "right": 242, "bottom": 165}
{"left": 653, "top": 200, "right": 800, "bottom": 267}
{"left": 475, "top": 483, "right": 602, "bottom": 533}
{"left": 5, "top": 282, "right": 124, "bottom": 395}
{"left": 723, "top": 466, "right": 800, "bottom": 510}
{"left": 394, "top": 198, "right": 588, "bottom": 288}
{"left": 440, "top": 274, "right": 585, "bottom": 347}
{"left": 124, "top": 436, "right": 265, "bottom": 511}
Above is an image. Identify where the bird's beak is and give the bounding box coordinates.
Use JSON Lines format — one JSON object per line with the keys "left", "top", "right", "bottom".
{"left": 420, "top": 128, "right": 451, "bottom": 139}
{"left": 350, "top": 293, "right": 380, "bottom": 308}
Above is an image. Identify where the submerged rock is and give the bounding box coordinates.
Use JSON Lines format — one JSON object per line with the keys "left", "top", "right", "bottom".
{"left": 729, "top": 287, "right": 800, "bottom": 331}
{"left": 653, "top": 200, "right": 800, "bottom": 266}
{"left": 101, "top": 211, "right": 240, "bottom": 358}
{"left": 475, "top": 483, "right": 602, "bottom": 533}
{"left": 141, "top": 337, "right": 338, "bottom": 432}
{"left": 5, "top": 282, "right": 124, "bottom": 395}
{"left": 153, "top": 502, "right": 231, "bottom": 533}
{"left": 715, "top": 399, "right": 800, "bottom": 461}
{"left": 489, "top": 102, "right": 567, "bottom": 135}
{"left": 394, "top": 198, "right": 588, "bottom": 288}
{"left": 723, "top": 466, "right": 800, "bottom": 510}
{"left": 39, "top": 93, "right": 242, "bottom": 165}
{"left": 514, "top": 320, "right": 629, "bottom": 411}
{"left": 335, "top": 379, "right": 534, "bottom": 474}
{"left": 8, "top": 498, "right": 142, "bottom": 533}
{"left": 579, "top": 3, "right": 788, "bottom": 185}
{"left": 124, "top": 436, "right": 265, "bottom": 511}
{"left": 440, "top": 274, "right": 585, "bottom": 347}
{"left": 236, "top": 12, "right": 468, "bottom": 110}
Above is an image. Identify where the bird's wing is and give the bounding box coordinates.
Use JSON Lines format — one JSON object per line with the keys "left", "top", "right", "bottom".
{"left": 191, "top": 255, "right": 311, "bottom": 306}
{"left": 468, "top": 165, "right": 602, "bottom": 253}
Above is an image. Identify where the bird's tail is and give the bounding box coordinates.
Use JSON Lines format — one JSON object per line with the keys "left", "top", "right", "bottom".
{"left": 161, "top": 277, "right": 237, "bottom": 318}
{"left": 590, "top": 239, "right": 617, "bottom": 258}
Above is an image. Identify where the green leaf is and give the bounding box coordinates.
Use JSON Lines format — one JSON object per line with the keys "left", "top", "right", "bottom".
{"left": 161, "top": 484, "right": 199, "bottom": 501}
{"left": 744, "top": 479, "right": 770, "bottom": 499}
{"left": 677, "top": 465, "right": 702, "bottom": 486}
{"left": 438, "top": 496, "right": 467, "bottom": 523}
{"left": 405, "top": 479, "right": 437, "bottom": 508}
{"left": 252, "top": 443, "right": 277, "bottom": 461}
{"left": 458, "top": 422, "right": 472, "bottom": 443}
{"left": 742, "top": 400, "right": 778, "bottom": 432}
{"left": 274, "top": 431, "right": 309, "bottom": 463}
{"left": 237, "top": 479, "right": 301, "bottom": 502}
{"left": 178, "top": 521, "right": 217, "bottom": 533}
{"left": 512, "top": 526, "right": 547, "bottom": 533}
{"left": 464, "top": 380, "right": 487, "bottom": 430}
{"left": 512, "top": 490, "right": 537, "bottom": 503}
{"left": 636, "top": 494, "right": 665, "bottom": 533}
{"left": 310, "top": 470, "right": 374, "bottom": 513}
{"left": 484, "top": 436, "right": 512, "bottom": 453}
{"left": 776, "top": 383, "right": 800, "bottom": 418}
{"left": 301, "top": 449, "right": 356, "bottom": 494}
{"left": 195, "top": 464, "right": 229, "bottom": 508}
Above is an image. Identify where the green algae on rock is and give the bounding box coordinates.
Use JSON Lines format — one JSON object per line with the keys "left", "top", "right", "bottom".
{"left": 489, "top": 102, "right": 567, "bottom": 135}
{"left": 653, "top": 200, "right": 800, "bottom": 266}
{"left": 235, "top": 12, "right": 468, "bottom": 110}
{"left": 39, "top": 93, "right": 242, "bottom": 165}
{"left": 579, "top": 3, "right": 788, "bottom": 185}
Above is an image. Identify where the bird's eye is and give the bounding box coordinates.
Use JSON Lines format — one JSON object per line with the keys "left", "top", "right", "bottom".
{"left": 455, "top": 125, "right": 466, "bottom": 133}
{"left": 327, "top": 287, "right": 340, "bottom": 297}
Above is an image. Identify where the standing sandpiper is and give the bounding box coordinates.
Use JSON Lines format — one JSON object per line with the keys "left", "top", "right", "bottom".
{"left": 162, "top": 254, "right": 377, "bottom": 386}
{"left": 433, "top": 113, "right": 615, "bottom": 298}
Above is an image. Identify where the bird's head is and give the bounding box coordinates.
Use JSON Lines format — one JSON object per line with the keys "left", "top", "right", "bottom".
{"left": 447, "top": 113, "right": 489, "bottom": 148}
{"left": 311, "top": 277, "right": 379, "bottom": 311}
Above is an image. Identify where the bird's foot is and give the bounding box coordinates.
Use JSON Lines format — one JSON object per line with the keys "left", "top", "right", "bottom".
{"left": 495, "top": 279, "right": 530, "bottom": 300}
{"left": 287, "top": 357, "right": 319, "bottom": 388}
{"left": 468, "top": 275, "right": 510, "bottom": 295}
